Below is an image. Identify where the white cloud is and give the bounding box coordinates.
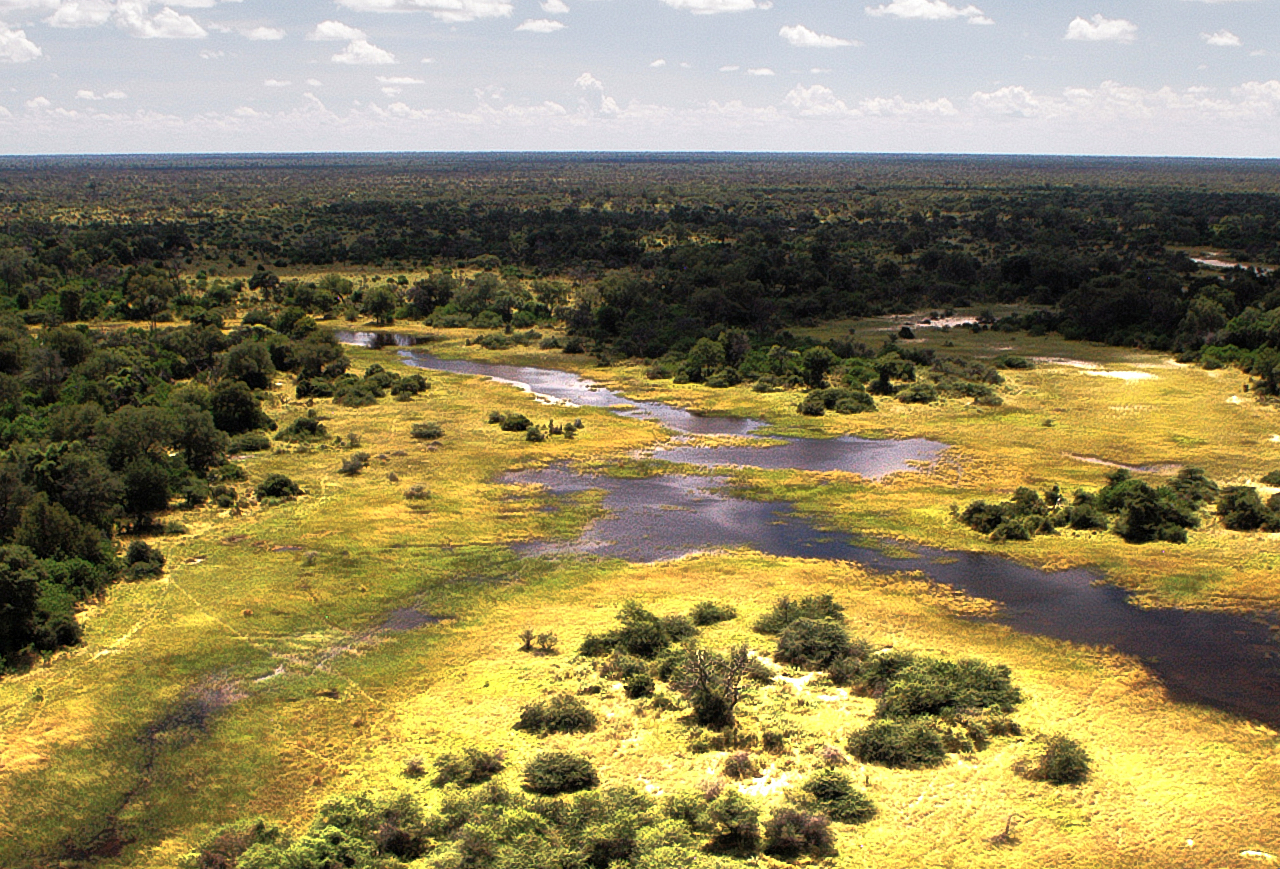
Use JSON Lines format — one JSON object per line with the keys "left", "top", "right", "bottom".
{"left": 516, "top": 18, "right": 563, "bottom": 31}
{"left": 335, "top": 0, "right": 514, "bottom": 23}
{"left": 1065, "top": 14, "right": 1136, "bottom": 43}
{"left": 866, "top": 0, "right": 991, "bottom": 25}
{"left": 306, "top": 78, "right": 321, "bottom": 86}
{"left": 575, "top": 71, "right": 603, "bottom": 90}
{"left": 25, "top": 95, "right": 51, "bottom": 108}
{"left": 660, "top": 0, "right": 765, "bottom": 14}
{"left": 719, "top": 64, "right": 739, "bottom": 72}
{"left": 332, "top": 38, "right": 395, "bottom": 64}
{"left": 199, "top": 48, "right": 223, "bottom": 58}
{"left": 1203, "top": 29, "right": 1241, "bottom": 47}
{"left": 244, "top": 26, "right": 284, "bottom": 40}
{"left": 263, "top": 78, "right": 290, "bottom": 87}
{"left": 746, "top": 67, "right": 774, "bottom": 76}
{"left": 76, "top": 88, "right": 126, "bottom": 98}
{"left": 785, "top": 83, "right": 849, "bottom": 115}
{"left": 860, "top": 94, "right": 957, "bottom": 115}
{"left": 46, "top": 0, "right": 113, "bottom": 28}
{"left": 540, "top": 0, "right": 568, "bottom": 12}
{"left": 115, "top": 3, "right": 207, "bottom": 38}
{"left": 780, "top": 24, "right": 856, "bottom": 47}
{"left": 309, "top": 20, "right": 365, "bottom": 40}
{"left": 649, "top": 58, "right": 666, "bottom": 67}
{"left": 0, "top": 24, "right": 40, "bottom": 60}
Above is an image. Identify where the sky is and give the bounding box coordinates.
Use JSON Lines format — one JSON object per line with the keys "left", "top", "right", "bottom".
{"left": 0, "top": 0, "right": 1277, "bottom": 156}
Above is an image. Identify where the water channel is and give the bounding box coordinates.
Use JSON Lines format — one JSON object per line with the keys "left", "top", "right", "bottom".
{"left": 339, "top": 331, "right": 1280, "bottom": 726}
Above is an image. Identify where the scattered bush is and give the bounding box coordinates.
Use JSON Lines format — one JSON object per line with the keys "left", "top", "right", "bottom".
{"left": 707, "top": 789, "right": 760, "bottom": 855}
{"left": 514, "top": 694, "right": 597, "bottom": 736}
{"left": 338, "top": 452, "right": 371, "bottom": 476}
{"left": 578, "top": 600, "right": 694, "bottom": 659}
{"left": 410, "top": 422, "right": 443, "bottom": 440}
{"left": 125, "top": 539, "right": 165, "bottom": 577}
{"left": 522, "top": 752, "right": 599, "bottom": 795}
{"left": 623, "top": 672, "right": 655, "bottom": 699}
{"left": 690, "top": 601, "right": 737, "bottom": 626}
{"left": 433, "top": 747, "right": 506, "bottom": 787}
{"left": 875, "top": 656, "right": 1021, "bottom": 719}
{"left": 1020, "top": 735, "right": 1091, "bottom": 785}
{"left": 1262, "top": 470, "right": 1280, "bottom": 486}
{"left": 847, "top": 719, "right": 946, "bottom": 769}
{"left": 775, "top": 618, "right": 856, "bottom": 670}
{"left": 800, "top": 769, "right": 876, "bottom": 823}
{"left": 753, "top": 594, "right": 844, "bottom": 635}
{"left": 228, "top": 432, "right": 271, "bottom": 453}
{"left": 275, "top": 414, "right": 327, "bottom": 442}
{"left": 762, "top": 807, "right": 834, "bottom": 860}
{"left": 722, "top": 752, "right": 759, "bottom": 780}
{"left": 255, "top": 474, "right": 302, "bottom": 500}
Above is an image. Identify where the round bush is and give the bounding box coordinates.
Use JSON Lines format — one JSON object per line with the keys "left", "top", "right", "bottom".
{"left": 775, "top": 618, "right": 852, "bottom": 670}
{"left": 762, "top": 807, "right": 833, "bottom": 859}
{"left": 255, "top": 474, "right": 302, "bottom": 500}
{"left": 800, "top": 769, "right": 877, "bottom": 823}
{"left": 847, "top": 720, "right": 946, "bottom": 769}
{"left": 513, "top": 694, "right": 597, "bottom": 736}
{"left": 522, "top": 752, "right": 599, "bottom": 795}
{"left": 410, "top": 422, "right": 443, "bottom": 440}
{"left": 1024, "top": 735, "right": 1091, "bottom": 785}
{"left": 722, "top": 752, "right": 759, "bottom": 780}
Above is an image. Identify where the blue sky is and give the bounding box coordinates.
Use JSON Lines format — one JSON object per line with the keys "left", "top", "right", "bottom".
{"left": 0, "top": 0, "right": 1277, "bottom": 155}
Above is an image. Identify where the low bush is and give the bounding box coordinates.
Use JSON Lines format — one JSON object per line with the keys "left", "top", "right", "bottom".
{"left": 707, "top": 789, "right": 760, "bottom": 855}
{"left": 578, "top": 600, "right": 694, "bottom": 659}
{"left": 1020, "top": 735, "right": 1091, "bottom": 785}
{"left": 875, "top": 656, "right": 1021, "bottom": 719}
{"left": 338, "top": 452, "right": 371, "bottom": 476}
{"left": 522, "top": 752, "right": 599, "bottom": 795}
{"left": 775, "top": 618, "right": 855, "bottom": 670}
{"left": 762, "top": 807, "right": 834, "bottom": 859}
{"left": 126, "top": 539, "right": 165, "bottom": 578}
{"left": 410, "top": 422, "right": 443, "bottom": 440}
{"left": 722, "top": 752, "right": 759, "bottom": 780}
{"left": 847, "top": 719, "right": 947, "bottom": 768}
{"left": 275, "top": 415, "right": 327, "bottom": 442}
{"left": 800, "top": 769, "right": 876, "bottom": 823}
{"left": 228, "top": 432, "right": 271, "bottom": 453}
{"left": 514, "top": 694, "right": 597, "bottom": 736}
{"left": 690, "top": 600, "right": 737, "bottom": 626}
{"left": 753, "top": 594, "right": 844, "bottom": 634}
{"left": 433, "top": 747, "right": 506, "bottom": 787}
{"left": 255, "top": 474, "right": 302, "bottom": 500}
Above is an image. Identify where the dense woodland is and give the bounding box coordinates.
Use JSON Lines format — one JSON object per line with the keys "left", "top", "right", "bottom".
{"left": 3, "top": 153, "right": 1280, "bottom": 666}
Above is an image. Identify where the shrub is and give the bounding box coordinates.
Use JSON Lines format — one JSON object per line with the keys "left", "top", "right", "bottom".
{"left": 826, "top": 655, "right": 862, "bottom": 686}
{"left": 896, "top": 382, "right": 938, "bottom": 404}
{"left": 1218, "top": 485, "right": 1273, "bottom": 531}
{"left": 410, "top": 422, "right": 443, "bottom": 440}
{"left": 690, "top": 601, "right": 737, "bottom": 626}
{"left": 623, "top": 672, "right": 654, "bottom": 699}
{"left": 995, "top": 354, "right": 1033, "bottom": 369}
{"left": 1262, "top": 470, "right": 1280, "bottom": 486}
{"left": 276, "top": 415, "right": 327, "bottom": 442}
{"left": 256, "top": 474, "right": 302, "bottom": 500}
{"left": 1021, "top": 735, "right": 1091, "bottom": 785}
{"left": 707, "top": 789, "right": 760, "bottom": 855}
{"left": 848, "top": 719, "right": 947, "bottom": 768}
{"left": 671, "top": 645, "right": 751, "bottom": 728}
{"left": 229, "top": 432, "right": 272, "bottom": 453}
{"left": 433, "top": 747, "right": 506, "bottom": 787}
{"left": 497, "top": 413, "right": 533, "bottom": 432}
{"left": 598, "top": 651, "right": 649, "bottom": 681}
{"left": 179, "top": 819, "right": 286, "bottom": 869}
{"left": 514, "top": 694, "right": 597, "bottom": 736}
{"left": 522, "top": 752, "right": 599, "bottom": 795}
{"left": 875, "top": 657, "right": 1021, "bottom": 719}
{"left": 775, "top": 618, "right": 854, "bottom": 670}
{"left": 800, "top": 769, "right": 876, "bottom": 823}
{"left": 753, "top": 594, "right": 844, "bottom": 634}
{"left": 125, "top": 539, "right": 165, "bottom": 578}
{"left": 338, "top": 452, "right": 371, "bottom": 476}
{"left": 853, "top": 649, "right": 916, "bottom": 696}
{"left": 762, "top": 807, "right": 833, "bottom": 859}
{"left": 722, "top": 752, "right": 759, "bottom": 780}
{"left": 578, "top": 600, "right": 691, "bottom": 659}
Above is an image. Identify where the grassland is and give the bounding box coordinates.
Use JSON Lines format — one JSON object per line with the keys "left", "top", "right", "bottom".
{"left": 0, "top": 322, "right": 1278, "bottom": 868}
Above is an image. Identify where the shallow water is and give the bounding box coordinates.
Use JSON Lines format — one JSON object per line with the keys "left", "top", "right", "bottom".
{"left": 339, "top": 331, "right": 1280, "bottom": 725}
{"left": 509, "top": 466, "right": 1280, "bottom": 727}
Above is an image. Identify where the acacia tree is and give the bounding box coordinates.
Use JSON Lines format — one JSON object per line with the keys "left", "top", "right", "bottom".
{"left": 672, "top": 644, "right": 751, "bottom": 728}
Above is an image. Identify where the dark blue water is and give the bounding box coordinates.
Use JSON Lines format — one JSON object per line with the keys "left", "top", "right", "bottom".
{"left": 337, "top": 331, "right": 1280, "bottom": 726}
{"left": 508, "top": 466, "right": 1280, "bottom": 727}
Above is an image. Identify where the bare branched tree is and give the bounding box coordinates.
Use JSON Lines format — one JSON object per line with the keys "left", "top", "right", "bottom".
{"left": 672, "top": 644, "right": 751, "bottom": 728}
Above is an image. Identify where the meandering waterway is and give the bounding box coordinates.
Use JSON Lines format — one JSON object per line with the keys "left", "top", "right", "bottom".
{"left": 338, "top": 332, "right": 1280, "bottom": 726}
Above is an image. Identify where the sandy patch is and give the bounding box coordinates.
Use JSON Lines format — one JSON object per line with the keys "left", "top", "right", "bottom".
{"left": 1229, "top": 396, "right": 1243, "bottom": 405}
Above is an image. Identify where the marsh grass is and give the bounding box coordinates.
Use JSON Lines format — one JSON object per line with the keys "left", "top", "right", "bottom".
{"left": 1, "top": 326, "right": 1278, "bottom": 868}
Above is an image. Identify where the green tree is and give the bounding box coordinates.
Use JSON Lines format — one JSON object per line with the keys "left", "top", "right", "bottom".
{"left": 0, "top": 544, "right": 42, "bottom": 658}
{"left": 122, "top": 456, "right": 171, "bottom": 529}
{"left": 361, "top": 285, "right": 399, "bottom": 325}
{"left": 800, "top": 346, "right": 839, "bottom": 388}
